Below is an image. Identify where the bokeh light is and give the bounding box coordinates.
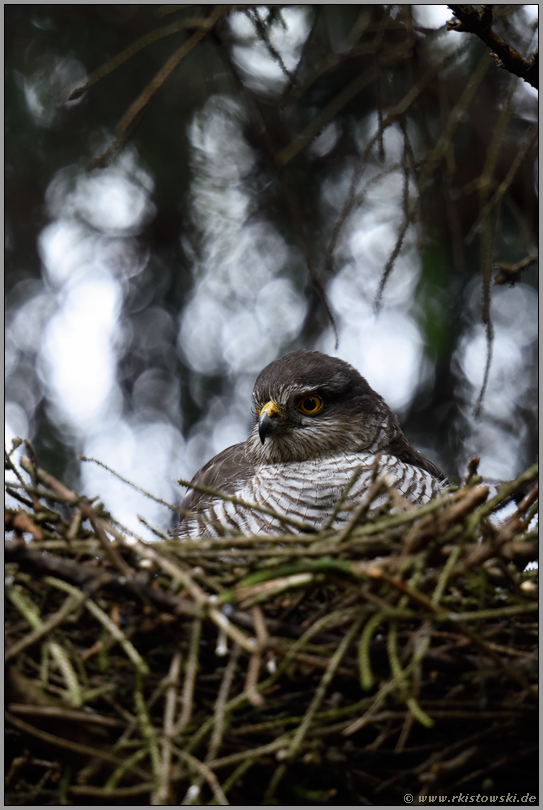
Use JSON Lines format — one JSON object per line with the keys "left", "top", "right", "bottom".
{"left": 5, "top": 5, "right": 538, "bottom": 539}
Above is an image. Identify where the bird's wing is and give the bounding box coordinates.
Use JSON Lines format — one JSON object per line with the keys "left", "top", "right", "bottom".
{"left": 180, "top": 442, "right": 255, "bottom": 516}
{"left": 387, "top": 433, "right": 447, "bottom": 484}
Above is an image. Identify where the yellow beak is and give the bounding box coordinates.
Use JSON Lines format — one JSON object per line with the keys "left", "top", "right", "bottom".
{"left": 258, "top": 401, "right": 282, "bottom": 444}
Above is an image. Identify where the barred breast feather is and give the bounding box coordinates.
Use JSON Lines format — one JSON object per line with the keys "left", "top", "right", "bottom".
{"left": 179, "top": 452, "right": 445, "bottom": 539}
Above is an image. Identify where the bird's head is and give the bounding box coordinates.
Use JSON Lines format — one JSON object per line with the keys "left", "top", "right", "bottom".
{"left": 247, "top": 350, "right": 396, "bottom": 464}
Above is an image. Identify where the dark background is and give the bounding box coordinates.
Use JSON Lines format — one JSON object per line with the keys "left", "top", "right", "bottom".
{"left": 5, "top": 5, "right": 538, "bottom": 537}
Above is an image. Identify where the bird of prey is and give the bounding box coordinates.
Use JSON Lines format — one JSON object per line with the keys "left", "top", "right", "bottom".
{"left": 175, "top": 351, "right": 446, "bottom": 538}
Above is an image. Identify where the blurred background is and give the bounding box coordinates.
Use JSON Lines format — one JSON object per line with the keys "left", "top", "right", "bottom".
{"left": 5, "top": 5, "right": 538, "bottom": 539}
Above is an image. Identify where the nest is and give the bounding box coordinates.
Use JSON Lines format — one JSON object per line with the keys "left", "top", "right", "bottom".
{"left": 5, "top": 442, "right": 539, "bottom": 806}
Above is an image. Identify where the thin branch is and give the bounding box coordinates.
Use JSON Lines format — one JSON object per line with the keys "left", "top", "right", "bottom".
{"left": 493, "top": 253, "right": 538, "bottom": 285}
{"left": 323, "top": 40, "right": 471, "bottom": 279}
{"left": 466, "top": 122, "right": 538, "bottom": 245}
{"left": 447, "top": 4, "right": 538, "bottom": 89}
{"left": 68, "top": 17, "right": 217, "bottom": 100}
{"left": 5, "top": 591, "right": 86, "bottom": 663}
{"left": 5, "top": 711, "right": 152, "bottom": 780}
{"left": 246, "top": 8, "right": 293, "bottom": 84}
{"left": 87, "top": 6, "right": 227, "bottom": 169}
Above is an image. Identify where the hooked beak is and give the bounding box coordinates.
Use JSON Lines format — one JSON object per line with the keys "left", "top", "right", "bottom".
{"left": 258, "top": 401, "right": 282, "bottom": 444}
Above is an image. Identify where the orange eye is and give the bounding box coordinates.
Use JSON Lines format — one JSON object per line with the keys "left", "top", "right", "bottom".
{"left": 296, "top": 394, "right": 324, "bottom": 415}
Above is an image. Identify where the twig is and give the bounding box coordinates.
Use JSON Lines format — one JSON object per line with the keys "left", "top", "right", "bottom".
{"left": 134, "top": 670, "right": 162, "bottom": 784}
{"left": 43, "top": 576, "right": 150, "bottom": 676}
{"left": 465, "top": 122, "right": 538, "bottom": 245}
{"left": 323, "top": 40, "right": 471, "bottom": 277}
{"left": 70, "top": 783, "right": 155, "bottom": 798}
{"left": 264, "top": 612, "right": 365, "bottom": 800}
{"left": 5, "top": 711, "right": 152, "bottom": 780}
{"left": 20, "top": 456, "right": 78, "bottom": 503}
{"left": 447, "top": 5, "right": 538, "bottom": 89}
{"left": 493, "top": 253, "right": 538, "bottom": 285}
{"left": 246, "top": 8, "right": 293, "bottom": 84}
{"left": 7, "top": 704, "right": 125, "bottom": 728}
{"left": 69, "top": 17, "right": 217, "bottom": 100}
{"left": 5, "top": 591, "right": 86, "bottom": 663}
{"left": 155, "top": 650, "right": 183, "bottom": 805}
{"left": 209, "top": 644, "right": 242, "bottom": 757}
{"left": 6, "top": 585, "right": 83, "bottom": 707}
{"left": 79, "top": 501, "right": 137, "bottom": 583}
{"left": 171, "top": 618, "right": 202, "bottom": 736}
{"left": 88, "top": 6, "right": 227, "bottom": 169}
{"left": 174, "top": 748, "right": 229, "bottom": 805}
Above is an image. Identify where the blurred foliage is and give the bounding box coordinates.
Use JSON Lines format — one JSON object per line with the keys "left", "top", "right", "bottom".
{"left": 5, "top": 4, "right": 539, "bottom": 498}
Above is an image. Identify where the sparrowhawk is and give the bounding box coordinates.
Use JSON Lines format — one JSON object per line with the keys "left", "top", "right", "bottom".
{"left": 176, "top": 351, "right": 446, "bottom": 538}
